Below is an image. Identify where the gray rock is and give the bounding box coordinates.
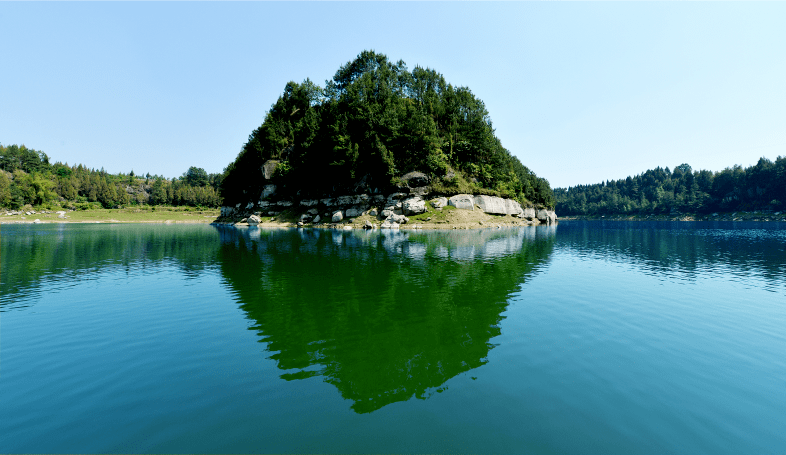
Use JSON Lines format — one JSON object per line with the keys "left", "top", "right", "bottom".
{"left": 431, "top": 197, "right": 448, "bottom": 209}
{"left": 363, "top": 220, "right": 374, "bottom": 229}
{"left": 320, "top": 198, "right": 336, "bottom": 207}
{"left": 332, "top": 211, "right": 343, "bottom": 222}
{"left": 337, "top": 195, "right": 355, "bottom": 206}
{"left": 262, "top": 160, "right": 279, "bottom": 180}
{"left": 387, "top": 214, "right": 409, "bottom": 224}
{"left": 297, "top": 221, "right": 304, "bottom": 228}
{"left": 449, "top": 194, "right": 475, "bottom": 210}
{"left": 345, "top": 207, "right": 362, "bottom": 218}
{"left": 536, "top": 209, "right": 549, "bottom": 222}
{"left": 313, "top": 215, "right": 321, "bottom": 223}
{"left": 401, "top": 171, "right": 430, "bottom": 188}
{"left": 520, "top": 207, "right": 536, "bottom": 220}
{"left": 505, "top": 199, "right": 523, "bottom": 216}
{"left": 247, "top": 215, "right": 262, "bottom": 225}
{"left": 278, "top": 201, "right": 293, "bottom": 208}
{"left": 299, "top": 213, "right": 312, "bottom": 223}
{"left": 381, "top": 209, "right": 395, "bottom": 218}
{"left": 300, "top": 199, "right": 319, "bottom": 207}
{"left": 369, "top": 208, "right": 378, "bottom": 216}
{"left": 260, "top": 184, "right": 277, "bottom": 200}
{"left": 57, "top": 211, "right": 67, "bottom": 219}
{"left": 474, "top": 195, "right": 508, "bottom": 215}
{"left": 33, "top": 219, "right": 42, "bottom": 224}
{"left": 307, "top": 208, "right": 319, "bottom": 215}
{"left": 402, "top": 197, "right": 426, "bottom": 215}
{"left": 386, "top": 193, "right": 408, "bottom": 204}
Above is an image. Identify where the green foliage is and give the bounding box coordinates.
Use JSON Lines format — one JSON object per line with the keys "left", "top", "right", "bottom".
{"left": 555, "top": 156, "right": 786, "bottom": 215}
{"left": 0, "top": 143, "right": 222, "bottom": 209}
{"left": 220, "top": 51, "right": 553, "bottom": 208}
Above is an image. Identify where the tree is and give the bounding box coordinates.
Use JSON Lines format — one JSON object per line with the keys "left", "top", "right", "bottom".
{"left": 184, "top": 166, "right": 209, "bottom": 187}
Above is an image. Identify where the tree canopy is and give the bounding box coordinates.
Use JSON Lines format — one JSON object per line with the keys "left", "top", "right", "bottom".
{"left": 555, "top": 157, "right": 786, "bottom": 215}
{"left": 220, "top": 50, "right": 554, "bottom": 208}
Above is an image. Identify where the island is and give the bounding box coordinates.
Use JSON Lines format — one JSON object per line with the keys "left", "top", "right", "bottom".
{"left": 216, "top": 50, "right": 557, "bottom": 229}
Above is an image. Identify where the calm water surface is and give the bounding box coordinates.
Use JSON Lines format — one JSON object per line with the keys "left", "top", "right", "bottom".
{"left": 1, "top": 221, "right": 785, "bottom": 453}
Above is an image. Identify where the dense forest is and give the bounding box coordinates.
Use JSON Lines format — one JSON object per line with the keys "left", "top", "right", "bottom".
{"left": 0, "top": 143, "right": 221, "bottom": 210}
{"left": 221, "top": 51, "right": 554, "bottom": 208}
{"left": 555, "top": 157, "right": 786, "bottom": 216}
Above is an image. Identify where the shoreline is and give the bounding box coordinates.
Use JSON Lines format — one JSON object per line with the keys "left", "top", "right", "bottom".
{"left": 560, "top": 211, "right": 786, "bottom": 223}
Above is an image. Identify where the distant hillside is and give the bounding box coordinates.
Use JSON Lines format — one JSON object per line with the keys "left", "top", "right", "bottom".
{"left": 220, "top": 50, "right": 554, "bottom": 209}
{"left": 555, "top": 158, "right": 786, "bottom": 216}
{"left": 0, "top": 143, "right": 221, "bottom": 210}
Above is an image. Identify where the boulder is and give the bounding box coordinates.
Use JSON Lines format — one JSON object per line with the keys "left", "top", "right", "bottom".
{"left": 345, "top": 207, "right": 362, "bottom": 218}
{"left": 363, "top": 220, "right": 374, "bottom": 229}
{"left": 505, "top": 199, "right": 523, "bottom": 216}
{"left": 474, "top": 195, "right": 508, "bottom": 215}
{"left": 449, "top": 194, "right": 475, "bottom": 210}
{"left": 57, "top": 211, "right": 67, "bottom": 219}
{"left": 332, "top": 211, "right": 343, "bottom": 222}
{"left": 386, "top": 193, "right": 408, "bottom": 204}
{"left": 387, "top": 214, "right": 409, "bottom": 224}
{"left": 313, "top": 215, "right": 321, "bottom": 223}
{"left": 320, "top": 198, "right": 336, "bottom": 207}
{"left": 402, "top": 197, "right": 426, "bottom": 215}
{"left": 262, "top": 160, "right": 279, "bottom": 180}
{"left": 260, "top": 184, "right": 277, "bottom": 200}
{"left": 431, "top": 197, "right": 448, "bottom": 210}
{"left": 300, "top": 199, "right": 319, "bottom": 207}
{"left": 401, "top": 171, "right": 430, "bottom": 188}
{"left": 247, "top": 215, "right": 261, "bottom": 225}
{"left": 381, "top": 209, "right": 395, "bottom": 218}
{"left": 521, "top": 207, "right": 536, "bottom": 220}
{"left": 299, "top": 213, "right": 312, "bottom": 223}
{"left": 369, "top": 208, "right": 378, "bottom": 217}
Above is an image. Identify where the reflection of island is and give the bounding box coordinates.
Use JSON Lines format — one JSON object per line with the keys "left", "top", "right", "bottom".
{"left": 215, "top": 226, "right": 556, "bottom": 413}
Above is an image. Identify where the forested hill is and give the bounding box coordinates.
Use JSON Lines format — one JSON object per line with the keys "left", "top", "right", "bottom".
{"left": 0, "top": 143, "right": 221, "bottom": 209}
{"left": 220, "top": 51, "right": 554, "bottom": 208}
{"left": 555, "top": 157, "right": 786, "bottom": 216}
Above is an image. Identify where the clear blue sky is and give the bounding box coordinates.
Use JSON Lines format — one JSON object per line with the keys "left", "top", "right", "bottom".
{"left": 2, "top": 2, "right": 785, "bottom": 188}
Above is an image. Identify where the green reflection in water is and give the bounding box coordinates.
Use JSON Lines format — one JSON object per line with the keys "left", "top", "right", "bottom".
{"left": 215, "top": 226, "right": 555, "bottom": 413}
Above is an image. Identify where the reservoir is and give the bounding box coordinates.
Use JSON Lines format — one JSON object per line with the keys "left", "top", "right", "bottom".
{"left": 2, "top": 221, "right": 785, "bottom": 453}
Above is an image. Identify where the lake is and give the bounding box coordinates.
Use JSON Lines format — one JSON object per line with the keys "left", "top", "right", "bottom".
{"left": 2, "top": 221, "right": 785, "bottom": 453}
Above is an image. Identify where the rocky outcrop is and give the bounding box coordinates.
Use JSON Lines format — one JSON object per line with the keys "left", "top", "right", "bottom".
{"left": 473, "top": 195, "right": 523, "bottom": 216}
{"left": 536, "top": 209, "right": 558, "bottom": 225}
{"left": 217, "top": 185, "right": 556, "bottom": 227}
{"left": 448, "top": 194, "right": 475, "bottom": 210}
{"left": 431, "top": 197, "right": 448, "bottom": 210}
{"left": 402, "top": 197, "right": 426, "bottom": 215}
{"left": 262, "top": 160, "right": 279, "bottom": 180}
{"left": 400, "top": 171, "right": 430, "bottom": 188}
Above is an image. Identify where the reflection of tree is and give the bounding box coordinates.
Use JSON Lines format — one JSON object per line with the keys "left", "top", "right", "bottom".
{"left": 215, "top": 227, "right": 555, "bottom": 413}
{"left": 557, "top": 221, "right": 786, "bottom": 289}
{"left": 1, "top": 224, "right": 222, "bottom": 310}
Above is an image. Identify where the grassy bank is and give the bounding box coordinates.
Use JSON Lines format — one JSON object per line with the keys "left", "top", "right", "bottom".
{"left": 1, "top": 206, "right": 220, "bottom": 224}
